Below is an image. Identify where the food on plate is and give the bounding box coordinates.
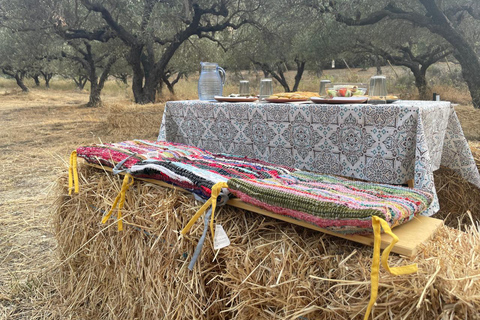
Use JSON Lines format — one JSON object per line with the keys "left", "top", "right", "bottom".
{"left": 328, "top": 85, "right": 366, "bottom": 98}
{"left": 368, "top": 95, "right": 399, "bottom": 101}
{"left": 268, "top": 91, "right": 321, "bottom": 100}
{"left": 386, "top": 95, "right": 399, "bottom": 100}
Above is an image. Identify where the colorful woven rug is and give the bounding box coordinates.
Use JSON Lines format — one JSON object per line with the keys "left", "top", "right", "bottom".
{"left": 227, "top": 171, "right": 433, "bottom": 234}
{"left": 76, "top": 140, "right": 212, "bottom": 169}
{"left": 75, "top": 140, "right": 433, "bottom": 233}
{"left": 77, "top": 140, "right": 295, "bottom": 198}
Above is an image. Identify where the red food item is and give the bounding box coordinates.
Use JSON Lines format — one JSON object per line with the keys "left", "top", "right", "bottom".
{"left": 338, "top": 88, "right": 347, "bottom": 97}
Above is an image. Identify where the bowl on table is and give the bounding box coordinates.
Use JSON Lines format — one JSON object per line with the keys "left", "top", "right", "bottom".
{"left": 325, "top": 83, "right": 367, "bottom": 98}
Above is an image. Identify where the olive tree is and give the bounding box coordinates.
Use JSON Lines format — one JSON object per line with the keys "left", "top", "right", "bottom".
{"left": 350, "top": 20, "right": 453, "bottom": 99}
{"left": 68, "top": 0, "right": 257, "bottom": 104}
{"left": 228, "top": 0, "right": 347, "bottom": 92}
{"left": 333, "top": 0, "right": 480, "bottom": 107}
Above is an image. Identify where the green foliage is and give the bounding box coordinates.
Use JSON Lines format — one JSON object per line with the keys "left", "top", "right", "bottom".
{"left": 427, "top": 64, "right": 467, "bottom": 89}
{"left": 1, "top": 0, "right": 479, "bottom": 100}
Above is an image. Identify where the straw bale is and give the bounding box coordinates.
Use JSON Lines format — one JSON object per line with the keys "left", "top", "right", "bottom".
{"left": 103, "top": 102, "right": 164, "bottom": 140}
{"left": 433, "top": 141, "right": 480, "bottom": 229}
{"left": 54, "top": 165, "right": 480, "bottom": 319}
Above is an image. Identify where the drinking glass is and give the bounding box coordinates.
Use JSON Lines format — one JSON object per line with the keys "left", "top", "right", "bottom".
{"left": 239, "top": 80, "right": 250, "bottom": 96}
{"left": 369, "top": 76, "right": 387, "bottom": 96}
{"left": 368, "top": 76, "right": 387, "bottom": 104}
{"left": 319, "top": 80, "right": 331, "bottom": 96}
{"left": 259, "top": 78, "right": 273, "bottom": 100}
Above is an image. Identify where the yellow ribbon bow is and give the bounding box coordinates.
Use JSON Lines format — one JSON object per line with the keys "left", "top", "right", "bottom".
{"left": 364, "top": 216, "right": 418, "bottom": 320}
{"left": 68, "top": 150, "right": 79, "bottom": 195}
{"left": 181, "top": 182, "right": 229, "bottom": 241}
{"left": 102, "top": 173, "right": 134, "bottom": 231}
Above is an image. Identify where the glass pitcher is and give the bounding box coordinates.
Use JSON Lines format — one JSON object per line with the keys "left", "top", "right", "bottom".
{"left": 198, "top": 62, "right": 226, "bottom": 100}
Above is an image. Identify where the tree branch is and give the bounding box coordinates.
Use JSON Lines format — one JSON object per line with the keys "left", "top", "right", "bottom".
{"left": 80, "top": 0, "right": 138, "bottom": 46}
{"left": 2, "top": 67, "right": 16, "bottom": 78}
{"left": 61, "top": 28, "right": 115, "bottom": 42}
{"left": 335, "top": 2, "right": 443, "bottom": 34}
{"left": 197, "top": 33, "right": 228, "bottom": 51}
{"left": 98, "top": 56, "right": 117, "bottom": 88}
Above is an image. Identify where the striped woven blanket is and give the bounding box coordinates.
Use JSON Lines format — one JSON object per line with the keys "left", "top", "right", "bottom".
{"left": 76, "top": 140, "right": 211, "bottom": 168}
{"left": 76, "top": 140, "right": 294, "bottom": 198}
{"left": 76, "top": 140, "right": 433, "bottom": 234}
{"left": 227, "top": 171, "right": 433, "bottom": 234}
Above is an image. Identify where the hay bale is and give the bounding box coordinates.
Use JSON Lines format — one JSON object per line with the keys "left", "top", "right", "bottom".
{"left": 433, "top": 141, "right": 480, "bottom": 229}
{"left": 55, "top": 165, "right": 227, "bottom": 319}
{"left": 55, "top": 166, "right": 480, "bottom": 319}
{"left": 103, "top": 103, "right": 164, "bottom": 140}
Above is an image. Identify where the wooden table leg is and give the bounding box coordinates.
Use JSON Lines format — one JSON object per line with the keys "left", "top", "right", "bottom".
{"left": 407, "top": 179, "right": 414, "bottom": 188}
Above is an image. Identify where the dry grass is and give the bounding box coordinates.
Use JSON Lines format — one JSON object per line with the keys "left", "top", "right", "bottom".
{"left": 432, "top": 141, "right": 480, "bottom": 229}
{"left": 434, "top": 167, "right": 480, "bottom": 230}
{"left": 49, "top": 165, "right": 480, "bottom": 319}
{"left": 432, "top": 85, "right": 472, "bottom": 105}
{"left": 454, "top": 106, "right": 480, "bottom": 141}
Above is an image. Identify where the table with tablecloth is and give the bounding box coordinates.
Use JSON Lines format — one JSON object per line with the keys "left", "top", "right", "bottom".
{"left": 157, "top": 100, "right": 480, "bottom": 216}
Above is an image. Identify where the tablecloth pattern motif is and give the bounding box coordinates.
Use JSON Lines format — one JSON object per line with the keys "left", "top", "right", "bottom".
{"left": 158, "top": 100, "right": 480, "bottom": 216}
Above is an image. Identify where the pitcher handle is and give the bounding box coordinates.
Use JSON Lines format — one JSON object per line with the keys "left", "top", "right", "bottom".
{"left": 218, "top": 67, "right": 226, "bottom": 85}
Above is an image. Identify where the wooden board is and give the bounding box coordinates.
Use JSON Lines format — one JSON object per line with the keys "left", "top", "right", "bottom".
{"left": 85, "top": 163, "right": 443, "bottom": 257}
{"left": 227, "top": 198, "right": 443, "bottom": 257}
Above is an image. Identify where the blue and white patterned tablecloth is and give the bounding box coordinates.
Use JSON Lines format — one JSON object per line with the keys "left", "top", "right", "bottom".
{"left": 158, "top": 100, "right": 480, "bottom": 216}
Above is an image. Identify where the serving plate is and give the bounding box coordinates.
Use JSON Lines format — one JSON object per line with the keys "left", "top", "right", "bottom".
{"left": 368, "top": 96, "right": 400, "bottom": 104}
{"left": 214, "top": 96, "right": 258, "bottom": 102}
{"left": 386, "top": 99, "right": 400, "bottom": 104}
{"left": 265, "top": 98, "right": 309, "bottom": 103}
{"left": 310, "top": 97, "right": 368, "bottom": 104}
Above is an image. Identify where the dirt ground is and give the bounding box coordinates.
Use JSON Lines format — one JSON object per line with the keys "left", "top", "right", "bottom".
{"left": 0, "top": 89, "right": 161, "bottom": 318}
{"left": 0, "top": 89, "right": 480, "bottom": 318}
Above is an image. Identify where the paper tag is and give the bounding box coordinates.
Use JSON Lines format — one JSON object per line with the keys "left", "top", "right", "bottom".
{"left": 213, "top": 224, "right": 230, "bottom": 250}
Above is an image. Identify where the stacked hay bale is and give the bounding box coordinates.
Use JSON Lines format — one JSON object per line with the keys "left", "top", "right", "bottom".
{"left": 433, "top": 142, "right": 480, "bottom": 229}
{"left": 55, "top": 165, "right": 480, "bottom": 319}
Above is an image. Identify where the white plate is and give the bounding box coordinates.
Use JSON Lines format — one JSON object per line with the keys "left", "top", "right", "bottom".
{"left": 214, "top": 96, "right": 258, "bottom": 102}
{"left": 310, "top": 97, "right": 368, "bottom": 104}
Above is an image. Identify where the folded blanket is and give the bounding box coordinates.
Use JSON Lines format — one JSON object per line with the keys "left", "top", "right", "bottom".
{"left": 76, "top": 140, "right": 212, "bottom": 169}
{"left": 227, "top": 171, "right": 433, "bottom": 234}
{"left": 77, "top": 140, "right": 295, "bottom": 198}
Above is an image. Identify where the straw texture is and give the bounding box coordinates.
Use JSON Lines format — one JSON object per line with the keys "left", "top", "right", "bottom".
{"left": 54, "top": 166, "right": 480, "bottom": 320}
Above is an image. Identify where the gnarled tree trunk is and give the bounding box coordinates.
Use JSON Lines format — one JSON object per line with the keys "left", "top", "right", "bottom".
{"left": 412, "top": 68, "right": 430, "bottom": 100}
{"left": 3, "top": 68, "right": 29, "bottom": 92}
{"left": 79, "top": 0, "right": 249, "bottom": 104}
{"left": 32, "top": 74, "right": 41, "bottom": 87}
{"left": 292, "top": 59, "right": 306, "bottom": 92}
{"left": 41, "top": 72, "right": 53, "bottom": 88}
{"left": 73, "top": 75, "right": 88, "bottom": 90}
{"left": 15, "top": 74, "right": 29, "bottom": 92}
{"left": 451, "top": 45, "right": 480, "bottom": 108}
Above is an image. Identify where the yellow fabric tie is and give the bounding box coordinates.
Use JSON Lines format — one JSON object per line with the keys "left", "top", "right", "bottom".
{"left": 181, "top": 182, "right": 229, "bottom": 241}
{"left": 102, "top": 174, "right": 134, "bottom": 231}
{"left": 364, "top": 216, "right": 418, "bottom": 320}
{"left": 68, "top": 150, "right": 79, "bottom": 195}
